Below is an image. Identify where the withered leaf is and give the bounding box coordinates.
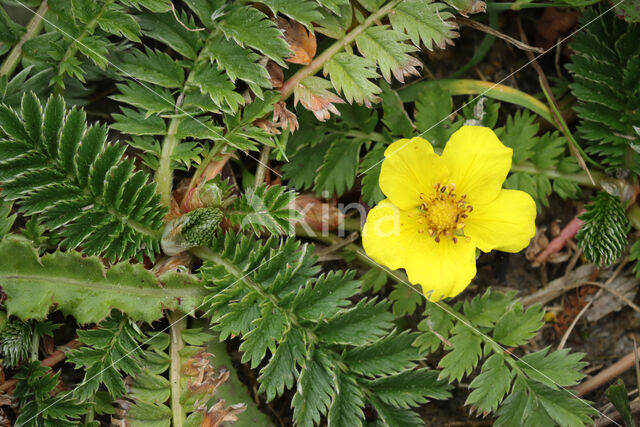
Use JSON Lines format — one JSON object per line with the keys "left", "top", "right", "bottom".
{"left": 277, "top": 17, "right": 317, "bottom": 65}
{"left": 293, "top": 76, "right": 344, "bottom": 121}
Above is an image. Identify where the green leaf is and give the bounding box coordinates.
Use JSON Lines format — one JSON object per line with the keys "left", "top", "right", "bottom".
{"left": 355, "top": 26, "right": 419, "bottom": 83}
{"left": 463, "top": 290, "right": 517, "bottom": 328}
{"left": 138, "top": 11, "right": 203, "bottom": 59}
{"left": 258, "top": 328, "right": 307, "bottom": 402}
{"left": 389, "top": 282, "right": 424, "bottom": 316}
{"left": 191, "top": 65, "right": 245, "bottom": 112}
{"left": 324, "top": 52, "right": 381, "bottom": 106}
{"left": 328, "top": 372, "right": 364, "bottom": 427}
{"left": 111, "top": 82, "right": 175, "bottom": 116}
{"left": 605, "top": 379, "right": 635, "bottom": 427}
{"left": 529, "top": 381, "right": 597, "bottom": 426}
{"left": 360, "top": 143, "right": 386, "bottom": 206}
{"left": 341, "top": 331, "right": 422, "bottom": 377}
{"left": 438, "top": 323, "right": 483, "bottom": 381}
{"left": 315, "top": 137, "right": 363, "bottom": 196}
{"left": 258, "top": 0, "right": 323, "bottom": 29}
{"left": 282, "top": 136, "right": 328, "bottom": 190}
{"left": 68, "top": 311, "right": 145, "bottom": 400}
{"left": 240, "top": 304, "right": 288, "bottom": 368}
{"left": 0, "top": 236, "right": 205, "bottom": 324}
{"left": 493, "top": 303, "right": 543, "bottom": 347}
{"left": 204, "top": 35, "right": 272, "bottom": 98}
{"left": 219, "top": 6, "right": 291, "bottom": 65}
{"left": 98, "top": 3, "right": 141, "bottom": 42}
{"left": 227, "top": 184, "right": 299, "bottom": 236}
{"left": 414, "top": 85, "right": 462, "bottom": 147}
{"left": 389, "top": 1, "right": 458, "bottom": 49}
{"left": 380, "top": 81, "right": 413, "bottom": 136}
{"left": 517, "top": 347, "right": 587, "bottom": 389}
{"left": 0, "top": 200, "right": 15, "bottom": 237}
{"left": 111, "top": 107, "right": 167, "bottom": 136}
{"left": 415, "top": 301, "right": 454, "bottom": 353}
{"left": 365, "top": 368, "right": 451, "bottom": 408}
{"left": 293, "top": 271, "right": 360, "bottom": 321}
{"left": 315, "top": 298, "right": 394, "bottom": 346}
{"left": 371, "top": 396, "right": 424, "bottom": 427}
{"left": 496, "top": 110, "right": 539, "bottom": 164}
{"left": 466, "top": 353, "right": 512, "bottom": 414}
{"left": 292, "top": 349, "right": 336, "bottom": 427}
{"left": 118, "top": 48, "right": 185, "bottom": 88}
{"left": 0, "top": 95, "right": 166, "bottom": 261}
{"left": 577, "top": 192, "right": 630, "bottom": 267}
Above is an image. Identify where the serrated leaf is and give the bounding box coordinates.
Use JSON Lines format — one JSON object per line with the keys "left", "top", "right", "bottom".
{"left": 0, "top": 236, "right": 205, "bottom": 323}
{"left": 389, "top": 1, "right": 458, "bottom": 49}
{"left": 355, "top": 26, "right": 419, "bottom": 83}
{"left": 493, "top": 303, "right": 543, "bottom": 347}
{"left": 323, "top": 52, "right": 381, "bottom": 106}
{"left": 517, "top": 347, "right": 587, "bottom": 389}
{"left": 292, "top": 349, "right": 336, "bottom": 427}
{"left": 138, "top": 11, "right": 202, "bottom": 59}
{"left": 293, "top": 271, "right": 360, "bottom": 321}
{"left": 240, "top": 304, "right": 288, "bottom": 368}
{"left": 466, "top": 353, "right": 512, "bottom": 414}
{"left": 438, "top": 323, "right": 483, "bottom": 381}
{"left": 327, "top": 372, "right": 364, "bottom": 427}
{"left": 111, "top": 82, "right": 174, "bottom": 116}
{"left": 258, "top": 328, "right": 307, "bottom": 402}
{"left": 414, "top": 85, "right": 462, "bottom": 147}
{"left": 219, "top": 6, "right": 291, "bottom": 65}
{"left": 205, "top": 35, "right": 272, "bottom": 98}
{"left": 191, "top": 66, "right": 245, "bottom": 113}
{"left": 415, "top": 301, "right": 454, "bottom": 353}
{"left": 118, "top": 48, "right": 185, "bottom": 88}
{"left": 111, "top": 108, "right": 167, "bottom": 136}
{"left": 360, "top": 143, "right": 386, "bottom": 205}
{"left": 341, "top": 331, "right": 421, "bottom": 377}
{"left": 315, "top": 298, "right": 394, "bottom": 346}
{"left": 463, "top": 290, "right": 517, "bottom": 327}
{"left": 315, "top": 137, "right": 363, "bottom": 197}
{"left": 496, "top": 110, "right": 539, "bottom": 164}
{"left": 260, "top": 0, "right": 323, "bottom": 29}
{"left": 365, "top": 368, "right": 451, "bottom": 408}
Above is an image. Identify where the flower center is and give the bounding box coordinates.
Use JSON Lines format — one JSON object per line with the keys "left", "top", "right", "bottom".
{"left": 416, "top": 183, "right": 473, "bottom": 243}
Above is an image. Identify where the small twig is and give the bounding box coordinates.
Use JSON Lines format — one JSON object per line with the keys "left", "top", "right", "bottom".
{"left": 457, "top": 17, "right": 543, "bottom": 53}
{"left": 0, "top": 0, "right": 49, "bottom": 76}
{"left": 533, "top": 213, "right": 585, "bottom": 266}
{"left": 576, "top": 348, "right": 640, "bottom": 396}
{"left": 582, "top": 281, "right": 640, "bottom": 316}
{"left": 170, "top": 2, "right": 204, "bottom": 31}
{"left": 557, "top": 300, "right": 592, "bottom": 351}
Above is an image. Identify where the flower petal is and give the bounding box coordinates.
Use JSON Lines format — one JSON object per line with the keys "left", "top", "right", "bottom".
{"left": 362, "top": 199, "right": 419, "bottom": 271}
{"left": 464, "top": 189, "right": 536, "bottom": 253}
{"left": 404, "top": 237, "right": 477, "bottom": 301}
{"left": 379, "top": 137, "right": 449, "bottom": 210}
{"left": 441, "top": 126, "right": 512, "bottom": 206}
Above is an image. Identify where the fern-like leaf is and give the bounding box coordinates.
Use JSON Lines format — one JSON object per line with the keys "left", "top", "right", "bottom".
{"left": 0, "top": 93, "right": 166, "bottom": 261}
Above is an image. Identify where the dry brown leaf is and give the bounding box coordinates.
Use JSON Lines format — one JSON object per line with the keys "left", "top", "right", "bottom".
{"left": 392, "top": 56, "right": 422, "bottom": 83}
{"left": 253, "top": 118, "right": 281, "bottom": 134}
{"left": 294, "top": 79, "right": 345, "bottom": 122}
{"left": 277, "top": 17, "right": 316, "bottom": 65}
{"left": 199, "top": 400, "right": 247, "bottom": 427}
{"left": 273, "top": 101, "right": 299, "bottom": 132}
{"left": 183, "top": 349, "right": 230, "bottom": 395}
{"left": 456, "top": 0, "right": 486, "bottom": 16}
{"left": 292, "top": 194, "right": 344, "bottom": 231}
{"left": 266, "top": 59, "right": 283, "bottom": 88}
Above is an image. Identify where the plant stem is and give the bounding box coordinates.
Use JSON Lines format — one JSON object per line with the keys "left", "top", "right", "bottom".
{"left": 0, "top": 0, "right": 48, "bottom": 77}
{"left": 254, "top": 145, "right": 271, "bottom": 189}
{"left": 279, "top": 0, "right": 403, "bottom": 101}
{"left": 30, "top": 328, "right": 39, "bottom": 361}
{"left": 168, "top": 310, "right": 186, "bottom": 427}
{"left": 156, "top": 32, "right": 217, "bottom": 208}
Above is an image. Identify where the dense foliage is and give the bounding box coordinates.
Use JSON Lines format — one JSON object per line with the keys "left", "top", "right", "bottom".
{"left": 0, "top": 0, "right": 638, "bottom": 426}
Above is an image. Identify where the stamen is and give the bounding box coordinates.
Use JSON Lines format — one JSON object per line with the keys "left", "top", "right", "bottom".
{"left": 428, "top": 228, "right": 436, "bottom": 236}
{"left": 418, "top": 229, "right": 424, "bottom": 233}
{"left": 452, "top": 237, "right": 458, "bottom": 244}
{"left": 461, "top": 214, "right": 467, "bottom": 219}
{"left": 456, "top": 222, "right": 465, "bottom": 229}
{"left": 417, "top": 218, "right": 424, "bottom": 224}
{"left": 440, "top": 185, "right": 447, "bottom": 193}
{"left": 435, "top": 236, "right": 440, "bottom": 243}
{"left": 465, "top": 236, "right": 471, "bottom": 242}
{"left": 467, "top": 205, "right": 474, "bottom": 212}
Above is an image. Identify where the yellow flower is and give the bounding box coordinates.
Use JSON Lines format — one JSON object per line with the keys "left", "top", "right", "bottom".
{"left": 362, "top": 126, "right": 536, "bottom": 301}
